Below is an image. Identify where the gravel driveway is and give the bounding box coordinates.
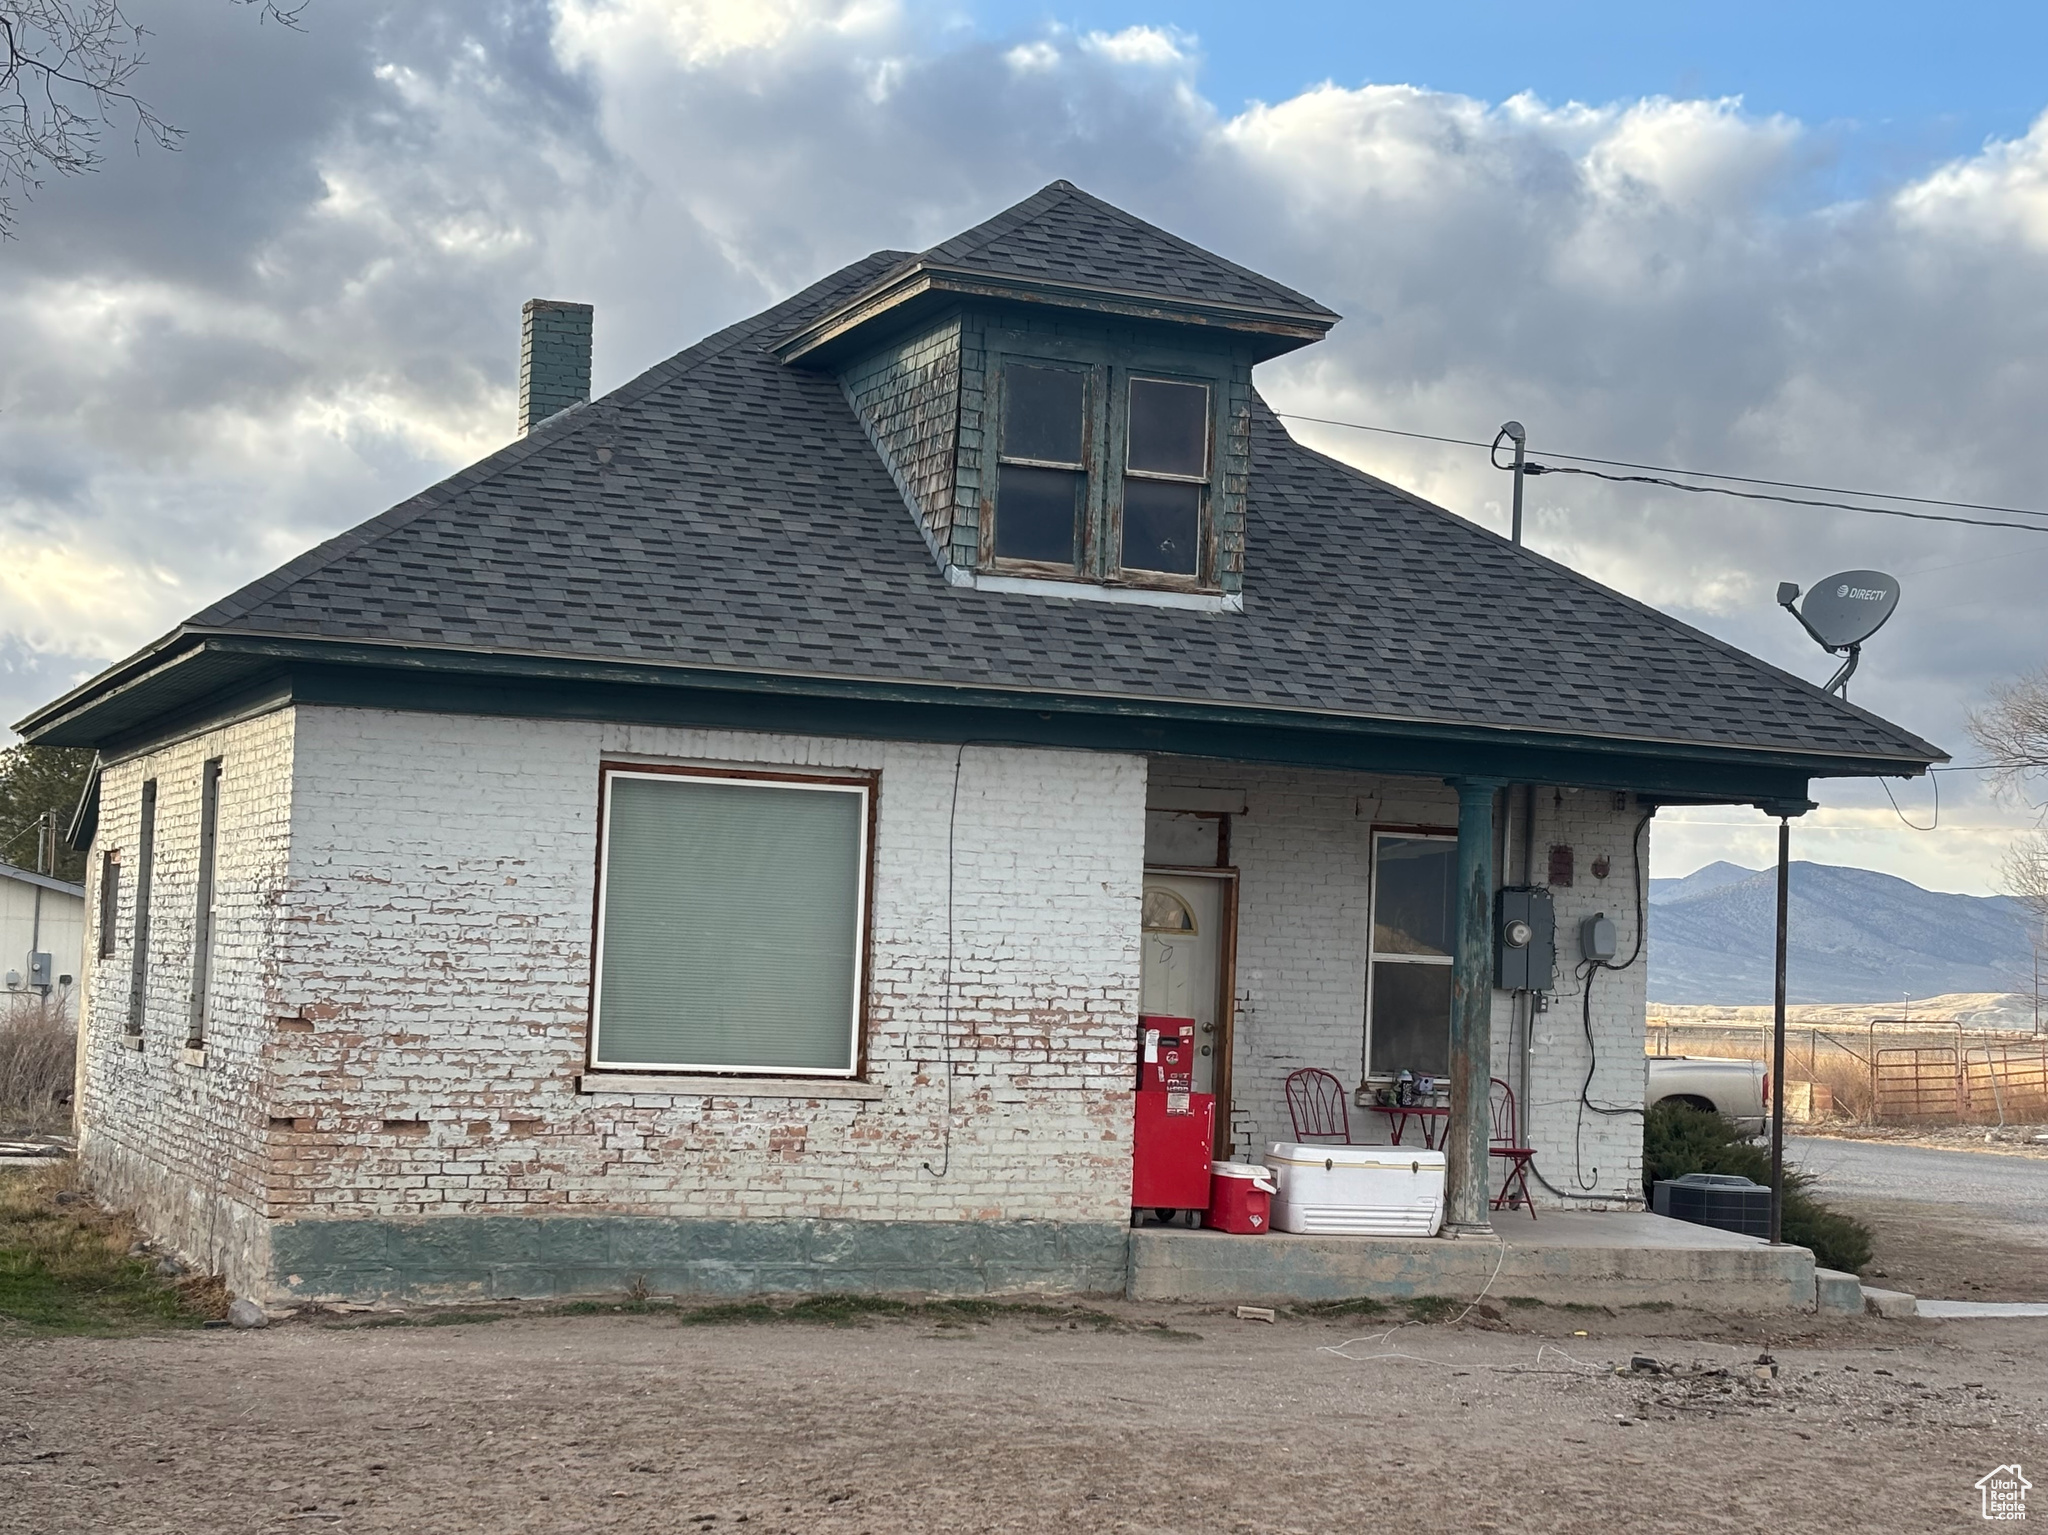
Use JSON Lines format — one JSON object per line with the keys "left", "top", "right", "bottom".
{"left": 1789, "top": 1136, "right": 2048, "bottom": 1228}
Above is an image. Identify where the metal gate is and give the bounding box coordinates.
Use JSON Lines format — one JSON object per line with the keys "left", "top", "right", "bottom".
{"left": 1873, "top": 1047, "right": 1960, "bottom": 1121}
{"left": 1876, "top": 1044, "right": 2048, "bottom": 1124}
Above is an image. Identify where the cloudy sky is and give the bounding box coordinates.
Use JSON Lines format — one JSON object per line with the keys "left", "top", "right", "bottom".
{"left": 4, "top": 0, "right": 2046, "bottom": 893}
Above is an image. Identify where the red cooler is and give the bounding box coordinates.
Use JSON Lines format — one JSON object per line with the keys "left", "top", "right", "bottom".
{"left": 1204, "top": 1162, "right": 1277, "bottom": 1234}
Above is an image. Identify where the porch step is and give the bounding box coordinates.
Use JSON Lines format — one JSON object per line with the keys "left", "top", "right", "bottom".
{"left": 1128, "top": 1211, "right": 1818, "bottom": 1313}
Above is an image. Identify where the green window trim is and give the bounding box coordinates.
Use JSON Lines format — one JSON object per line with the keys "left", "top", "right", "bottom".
{"left": 590, "top": 766, "right": 872, "bottom": 1077}
{"left": 977, "top": 326, "right": 1238, "bottom": 594}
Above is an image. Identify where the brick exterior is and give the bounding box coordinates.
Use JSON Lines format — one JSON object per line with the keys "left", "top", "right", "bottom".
{"left": 78, "top": 708, "right": 1146, "bottom": 1299}
{"left": 74, "top": 706, "right": 1654, "bottom": 1300}
{"left": 77, "top": 708, "right": 297, "bottom": 1287}
{"left": 518, "top": 299, "right": 593, "bottom": 435}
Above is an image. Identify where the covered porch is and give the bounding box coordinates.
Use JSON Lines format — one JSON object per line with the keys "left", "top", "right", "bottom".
{"left": 1138, "top": 757, "right": 1705, "bottom": 1229}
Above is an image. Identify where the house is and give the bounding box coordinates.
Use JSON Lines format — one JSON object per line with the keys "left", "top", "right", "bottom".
{"left": 23, "top": 182, "right": 1942, "bottom": 1304}
{"left": 0, "top": 863, "right": 86, "bottom": 1004}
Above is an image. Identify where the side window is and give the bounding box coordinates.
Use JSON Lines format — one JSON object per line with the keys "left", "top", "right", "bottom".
{"left": 188, "top": 759, "right": 223, "bottom": 1047}
{"left": 1120, "top": 378, "right": 1209, "bottom": 578}
{"left": 993, "top": 363, "right": 1089, "bottom": 569}
{"left": 97, "top": 851, "right": 121, "bottom": 961}
{"left": 1363, "top": 833, "right": 1456, "bottom": 1078}
{"left": 127, "top": 780, "right": 158, "bottom": 1037}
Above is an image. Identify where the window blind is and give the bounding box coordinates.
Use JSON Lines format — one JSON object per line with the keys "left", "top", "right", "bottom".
{"left": 595, "top": 773, "right": 865, "bottom": 1073}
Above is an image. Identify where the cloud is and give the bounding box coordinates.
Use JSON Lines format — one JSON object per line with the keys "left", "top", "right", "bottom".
{"left": 2, "top": 0, "right": 2044, "bottom": 895}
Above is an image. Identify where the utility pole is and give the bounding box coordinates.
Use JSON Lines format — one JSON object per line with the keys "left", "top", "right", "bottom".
{"left": 1768, "top": 817, "right": 1790, "bottom": 1246}
{"left": 1494, "top": 422, "right": 1528, "bottom": 544}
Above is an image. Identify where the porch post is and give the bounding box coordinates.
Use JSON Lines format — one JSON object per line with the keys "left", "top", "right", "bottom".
{"left": 1445, "top": 777, "right": 1502, "bottom": 1236}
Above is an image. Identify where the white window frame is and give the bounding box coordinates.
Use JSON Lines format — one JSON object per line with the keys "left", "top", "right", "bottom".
{"left": 1362, "top": 829, "right": 1456, "bottom": 1076}
{"left": 589, "top": 765, "right": 872, "bottom": 1077}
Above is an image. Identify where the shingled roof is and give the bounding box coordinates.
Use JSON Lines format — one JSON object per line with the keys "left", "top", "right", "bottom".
{"left": 23, "top": 187, "right": 1941, "bottom": 781}
{"left": 921, "top": 179, "right": 1336, "bottom": 320}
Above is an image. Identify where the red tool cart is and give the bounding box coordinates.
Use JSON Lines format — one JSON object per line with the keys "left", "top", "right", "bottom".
{"left": 1131, "top": 1016, "right": 1215, "bottom": 1221}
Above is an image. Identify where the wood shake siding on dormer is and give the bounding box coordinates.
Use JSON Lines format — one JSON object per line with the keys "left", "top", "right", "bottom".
{"left": 841, "top": 317, "right": 971, "bottom": 571}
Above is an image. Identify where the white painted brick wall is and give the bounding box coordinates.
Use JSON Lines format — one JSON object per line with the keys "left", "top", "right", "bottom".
{"left": 264, "top": 710, "right": 1146, "bottom": 1226}
{"left": 1145, "top": 762, "right": 1648, "bottom": 1208}
{"left": 1515, "top": 787, "right": 1652, "bottom": 1209}
{"left": 77, "top": 707, "right": 296, "bottom": 1282}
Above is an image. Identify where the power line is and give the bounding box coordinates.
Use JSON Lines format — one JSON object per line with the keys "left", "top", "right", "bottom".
{"left": 1524, "top": 462, "right": 2048, "bottom": 535}
{"left": 1273, "top": 410, "right": 2048, "bottom": 532}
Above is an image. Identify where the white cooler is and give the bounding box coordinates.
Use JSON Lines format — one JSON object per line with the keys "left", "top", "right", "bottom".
{"left": 1266, "top": 1142, "right": 1446, "bottom": 1236}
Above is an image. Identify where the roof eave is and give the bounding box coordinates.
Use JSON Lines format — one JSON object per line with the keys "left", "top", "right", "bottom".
{"left": 773, "top": 261, "right": 1336, "bottom": 368}
{"left": 25, "top": 629, "right": 1943, "bottom": 787}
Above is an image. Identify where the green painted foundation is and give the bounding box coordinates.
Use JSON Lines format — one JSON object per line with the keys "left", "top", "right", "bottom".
{"left": 268, "top": 1217, "right": 1131, "bottom": 1303}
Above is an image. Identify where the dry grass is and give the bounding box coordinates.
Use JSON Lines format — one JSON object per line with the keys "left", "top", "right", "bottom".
{"left": 0, "top": 996, "right": 74, "bottom": 1137}
{"left": 0, "top": 1161, "right": 226, "bottom": 1335}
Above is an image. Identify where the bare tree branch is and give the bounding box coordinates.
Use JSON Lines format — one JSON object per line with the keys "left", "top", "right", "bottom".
{"left": 2002, "top": 830, "right": 2048, "bottom": 925}
{"left": 0, "top": 1, "right": 308, "bottom": 237}
{"left": 1969, "top": 666, "right": 2048, "bottom": 792}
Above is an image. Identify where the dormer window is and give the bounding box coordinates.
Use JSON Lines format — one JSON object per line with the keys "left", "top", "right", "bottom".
{"left": 995, "top": 364, "right": 1090, "bottom": 567}
{"left": 1121, "top": 378, "right": 1209, "bottom": 577}
{"left": 984, "top": 341, "right": 1227, "bottom": 593}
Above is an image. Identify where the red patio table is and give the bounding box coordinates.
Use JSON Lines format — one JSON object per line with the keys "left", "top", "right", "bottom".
{"left": 1375, "top": 1103, "right": 1449, "bottom": 1149}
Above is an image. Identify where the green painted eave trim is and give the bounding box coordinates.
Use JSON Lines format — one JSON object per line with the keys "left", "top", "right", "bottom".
{"left": 28, "top": 630, "right": 1934, "bottom": 807}
{"left": 774, "top": 261, "right": 1333, "bottom": 368}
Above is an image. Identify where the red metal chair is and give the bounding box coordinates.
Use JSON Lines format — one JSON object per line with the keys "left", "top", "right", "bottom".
{"left": 1284, "top": 1068, "right": 1355, "bottom": 1144}
{"left": 1489, "top": 1076, "right": 1538, "bottom": 1219}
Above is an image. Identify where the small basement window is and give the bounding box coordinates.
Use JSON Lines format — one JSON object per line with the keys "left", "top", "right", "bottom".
{"left": 592, "top": 766, "right": 870, "bottom": 1076}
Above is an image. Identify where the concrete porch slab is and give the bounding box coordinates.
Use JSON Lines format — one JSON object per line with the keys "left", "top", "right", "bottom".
{"left": 1129, "top": 1211, "right": 1819, "bottom": 1313}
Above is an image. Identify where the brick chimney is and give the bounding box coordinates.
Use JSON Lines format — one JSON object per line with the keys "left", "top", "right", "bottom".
{"left": 518, "top": 299, "right": 593, "bottom": 435}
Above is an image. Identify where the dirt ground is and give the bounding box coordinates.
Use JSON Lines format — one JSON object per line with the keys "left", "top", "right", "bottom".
{"left": 2, "top": 1302, "right": 2043, "bottom": 1535}
{"left": 1837, "top": 1198, "right": 2048, "bottom": 1303}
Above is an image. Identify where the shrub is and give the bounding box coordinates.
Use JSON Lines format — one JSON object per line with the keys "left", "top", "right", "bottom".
{"left": 1642, "top": 1102, "right": 1873, "bottom": 1274}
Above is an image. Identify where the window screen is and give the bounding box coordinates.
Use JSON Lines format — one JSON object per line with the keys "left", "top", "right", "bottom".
{"left": 995, "top": 363, "right": 1087, "bottom": 567}
{"left": 1126, "top": 379, "right": 1208, "bottom": 476}
{"left": 1121, "top": 378, "right": 1209, "bottom": 578}
{"left": 593, "top": 772, "right": 867, "bottom": 1075}
{"left": 1365, "top": 834, "right": 1456, "bottom": 1077}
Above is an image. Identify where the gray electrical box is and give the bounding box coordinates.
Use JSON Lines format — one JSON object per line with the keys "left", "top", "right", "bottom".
{"left": 1580, "top": 913, "right": 1617, "bottom": 963}
{"left": 1495, "top": 887, "right": 1556, "bottom": 992}
{"left": 26, "top": 952, "right": 51, "bottom": 990}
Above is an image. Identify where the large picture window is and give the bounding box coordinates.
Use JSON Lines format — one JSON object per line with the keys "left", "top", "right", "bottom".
{"left": 592, "top": 767, "right": 870, "bottom": 1076}
{"left": 1364, "top": 832, "right": 1455, "bottom": 1078}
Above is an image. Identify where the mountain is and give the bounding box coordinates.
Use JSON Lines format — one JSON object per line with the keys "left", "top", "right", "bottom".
{"left": 1650, "top": 861, "right": 1758, "bottom": 905}
{"left": 1647, "top": 860, "right": 2040, "bottom": 1005}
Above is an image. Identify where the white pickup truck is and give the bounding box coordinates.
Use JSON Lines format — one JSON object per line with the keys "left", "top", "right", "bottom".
{"left": 1644, "top": 1056, "right": 1769, "bottom": 1136}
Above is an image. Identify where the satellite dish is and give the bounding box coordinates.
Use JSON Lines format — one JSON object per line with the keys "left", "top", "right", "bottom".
{"left": 1797, "top": 570, "right": 1899, "bottom": 648}
{"left": 1776, "top": 569, "right": 1901, "bottom": 697}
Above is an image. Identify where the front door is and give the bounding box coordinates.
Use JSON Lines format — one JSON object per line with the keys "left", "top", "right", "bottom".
{"left": 1140, "top": 873, "right": 1228, "bottom": 1097}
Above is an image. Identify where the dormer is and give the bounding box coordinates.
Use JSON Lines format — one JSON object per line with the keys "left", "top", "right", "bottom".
{"left": 776, "top": 182, "right": 1338, "bottom": 609}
